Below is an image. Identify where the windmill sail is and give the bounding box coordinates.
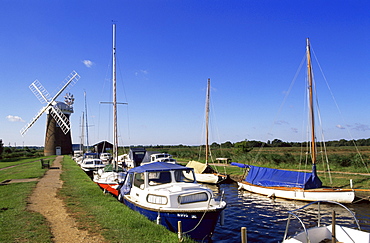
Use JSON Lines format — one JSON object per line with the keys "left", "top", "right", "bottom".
{"left": 20, "top": 70, "right": 80, "bottom": 136}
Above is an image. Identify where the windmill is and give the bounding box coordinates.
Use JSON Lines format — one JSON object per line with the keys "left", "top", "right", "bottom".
{"left": 20, "top": 71, "right": 80, "bottom": 156}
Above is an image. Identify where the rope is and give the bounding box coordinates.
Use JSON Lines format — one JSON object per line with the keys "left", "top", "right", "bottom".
{"left": 182, "top": 195, "right": 212, "bottom": 235}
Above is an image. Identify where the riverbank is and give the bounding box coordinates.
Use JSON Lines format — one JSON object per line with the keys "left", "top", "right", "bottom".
{"left": 0, "top": 156, "right": 195, "bottom": 243}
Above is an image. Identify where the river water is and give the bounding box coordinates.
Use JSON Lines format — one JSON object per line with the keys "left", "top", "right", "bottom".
{"left": 206, "top": 182, "right": 370, "bottom": 243}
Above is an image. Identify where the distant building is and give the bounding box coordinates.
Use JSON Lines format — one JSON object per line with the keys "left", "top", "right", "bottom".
{"left": 72, "top": 144, "right": 83, "bottom": 152}
{"left": 92, "top": 141, "right": 113, "bottom": 154}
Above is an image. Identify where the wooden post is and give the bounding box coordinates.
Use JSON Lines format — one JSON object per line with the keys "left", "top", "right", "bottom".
{"left": 241, "top": 227, "right": 247, "bottom": 243}
{"left": 332, "top": 211, "right": 336, "bottom": 243}
{"left": 178, "top": 221, "right": 183, "bottom": 242}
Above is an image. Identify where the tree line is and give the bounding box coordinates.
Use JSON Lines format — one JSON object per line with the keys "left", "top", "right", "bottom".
{"left": 144, "top": 138, "right": 370, "bottom": 149}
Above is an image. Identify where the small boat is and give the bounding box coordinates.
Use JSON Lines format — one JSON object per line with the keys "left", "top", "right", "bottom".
{"left": 99, "top": 152, "right": 112, "bottom": 164}
{"left": 80, "top": 158, "right": 106, "bottom": 172}
{"left": 186, "top": 160, "right": 228, "bottom": 184}
{"left": 118, "top": 147, "right": 147, "bottom": 168}
{"left": 118, "top": 162, "right": 227, "bottom": 241}
{"left": 141, "top": 151, "right": 177, "bottom": 165}
{"left": 186, "top": 79, "right": 228, "bottom": 184}
{"left": 234, "top": 39, "right": 355, "bottom": 203}
{"left": 78, "top": 152, "right": 99, "bottom": 165}
{"left": 93, "top": 163, "right": 126, "bottom": 196}
{"left": 93, "top": 24, "right": 127, "bottom": 196}
{"left": 282, "top": 200, "right": 370, "bottom": 242}
{"left": 119, "top": 148, "right": 177, "bottom": 168}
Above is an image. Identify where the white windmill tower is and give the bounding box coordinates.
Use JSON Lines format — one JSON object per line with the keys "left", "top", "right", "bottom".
{"left": 20, "top": 71, "right": 80, "bottom": 156}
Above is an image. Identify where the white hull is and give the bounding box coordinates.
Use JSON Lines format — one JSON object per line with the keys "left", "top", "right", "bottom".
{"left": 184, "top": 171, "right": 226, "bottom": 184}
{"left": 237, "top": 181, "right": 355, "bottom": 203}
{"left": 283, "top": 225, "right": 370, "bottom": 243}
{"left": 194, "top": 173, "right": 220, "bottom": 184}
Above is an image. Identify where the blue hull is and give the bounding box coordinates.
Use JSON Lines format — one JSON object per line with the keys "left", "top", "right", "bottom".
{"left": 124, "top": 198, "right": 223, "bottom": 241}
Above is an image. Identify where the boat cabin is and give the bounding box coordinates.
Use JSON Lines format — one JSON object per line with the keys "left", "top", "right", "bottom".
{"left": 120, "top": 162, "right": 215, "bottom": 208}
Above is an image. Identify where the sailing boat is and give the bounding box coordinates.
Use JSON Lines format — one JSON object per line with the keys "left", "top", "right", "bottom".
{"left": 233, "top": 39, "right": 355, "bottom": 203}
{"left": 93, "top": 24, "right": 127, "bottom": 196}
{"left": 186, "top": 78, "right": 228, "bottom": 184}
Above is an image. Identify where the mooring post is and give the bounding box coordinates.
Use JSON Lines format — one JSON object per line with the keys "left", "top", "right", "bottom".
{"left": 241, "top": 227, "right": 247, "bottom": 243}
{"left": 178, "top": 221, "right": 183, "bottom": 242}
{"left": 332, "top": 211, "right": 336, "bottom": 243}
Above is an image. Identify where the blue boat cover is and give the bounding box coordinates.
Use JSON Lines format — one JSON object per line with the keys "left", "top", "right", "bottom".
{"left": 128, "top": 162, "right": 191, "bottom": 173}
{"left": 244, "top": 165, "right": 322, "bottom": 189}
{"left": 230, "top": 162, "right": 250, "bottom": 168}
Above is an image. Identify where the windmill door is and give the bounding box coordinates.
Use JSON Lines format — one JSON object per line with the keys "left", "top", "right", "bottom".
{"left": 56, "top": 146, "right": 62, "bottom": 155}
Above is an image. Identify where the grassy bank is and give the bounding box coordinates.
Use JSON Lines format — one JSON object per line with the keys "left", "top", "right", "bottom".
{"left": 0, "top": 156, "right": 55, "bottom": 169}
{"left": 59, "top": 156, "right": 195, "bottom": 243}
{"left": 0, "top": 159, "right": 53, "bottom": 243}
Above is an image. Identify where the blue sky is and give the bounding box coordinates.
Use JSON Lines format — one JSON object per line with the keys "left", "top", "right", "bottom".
{"left": 1, "top": 1, "right": 369, "bottom": 147}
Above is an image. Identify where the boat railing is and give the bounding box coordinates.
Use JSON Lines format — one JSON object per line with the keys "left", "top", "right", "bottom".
{"left": 283, "top": 200, "right": 361, "bottom": 242}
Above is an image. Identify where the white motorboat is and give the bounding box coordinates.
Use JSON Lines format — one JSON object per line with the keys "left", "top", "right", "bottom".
{"left": 80, "top": 158, "right": 106, "bottom": 172}
{"left": 118, "top": 162, "right": 227, "bottom": 241}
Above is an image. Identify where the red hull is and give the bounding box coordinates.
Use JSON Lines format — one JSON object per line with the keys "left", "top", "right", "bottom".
{"left": 96, "top": 182, "right": 119, "bottom": 196}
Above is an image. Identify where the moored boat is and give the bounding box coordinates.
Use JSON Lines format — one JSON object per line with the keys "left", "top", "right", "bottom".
{"left": 282, "top": 200, "right": 370, "bottom": 242}
{"left": 233, "top": 39, "right": 355, "bottom": 203}
{"left": 80, "top": 158, "right": 106, "bottom": 172}
{"left": 93, "top": 24, "right": 127, "bottom": 196}
{"left": 118, "top": 162, "right": 226, "bottom": 241}
{"left": 93, "top": 163, "right": 126, "bottom": 196}
{"left": 186, "top": 79, "right": 228, "bottom": 184}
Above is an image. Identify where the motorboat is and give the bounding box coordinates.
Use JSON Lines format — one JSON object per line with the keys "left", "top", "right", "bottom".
{"left": 119, "top": 148, "right": 177, "bottom": 168}
{"left": 118, "top": 162, "right": 227, "bottom": 241}
{"left": 80, "top": 158, "right": 106, "bottom": 172}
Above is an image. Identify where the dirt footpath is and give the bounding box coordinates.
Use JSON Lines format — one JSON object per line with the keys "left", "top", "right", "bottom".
{"left": 27, "top": 156, "right": 105, "bottom": 243}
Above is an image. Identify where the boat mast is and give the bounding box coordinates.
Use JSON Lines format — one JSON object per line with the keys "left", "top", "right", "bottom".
{"left": 306, "top": 38, "right": 316, "bottom": 165}
{"left": 84, "top": 91, "right": 89, "bottom": 152}
{"left": 112, "top": 24, "right": 118, "bottom": 164}
{"left": 80, "top": 111, "right": 84, "bottom": 151}
{"left": 205, "top": 78, "right": 210, "bottom": 165}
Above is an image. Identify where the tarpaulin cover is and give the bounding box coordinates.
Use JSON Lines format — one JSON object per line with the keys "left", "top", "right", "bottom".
{"left": 128, "top": 162, "right": 192, "bottom": 174}
{"left": 245, "top": 165, "right": 322, "bottom": 189}
{"left": 230, "top": 162, "right": 250, "bottom": 168}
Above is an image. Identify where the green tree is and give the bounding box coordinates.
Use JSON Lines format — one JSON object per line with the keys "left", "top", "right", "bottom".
{"left": 221, "top": 141, "right": 233, "bottom": 148}
{"left": 234, "top": 140, "right": 253, "bottom": 154}
{"left": 0, "top": 139, "right": 3, "bottom": 155}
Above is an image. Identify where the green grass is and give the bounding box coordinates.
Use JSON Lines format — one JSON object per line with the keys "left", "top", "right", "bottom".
{"left": 0, "top": 177, "right": 53, "bottom": 242}
{"left": 0, "top": 156, "right": 56, "bottom": 169}
{"left": 0, "top": 159, "right": 50, "bottom": 182}
{"left": 59, "top": 156, "right": 195, "bottom": 243}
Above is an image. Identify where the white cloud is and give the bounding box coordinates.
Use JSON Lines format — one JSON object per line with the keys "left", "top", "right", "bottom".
{"left": 135, "top": 69, "right": 149, "bottom": 76}
{"left": 82, "top": 60, "right": 94, "bottom": 68}
{"left": 6, "top": 115, "right": 24, "bottom": 122}
{"left": 336, "top": 124, "right": 345, "bottom": 129}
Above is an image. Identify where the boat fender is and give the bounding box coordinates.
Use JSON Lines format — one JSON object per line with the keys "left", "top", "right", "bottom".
{"left": 220, "top": 210, "right": 225, "bottom": 226}
{"left": 237, "top": 185, "right": 243, "bottom": 190}
{"left": 156, "top": 210, "right": 161, "bottom": 224}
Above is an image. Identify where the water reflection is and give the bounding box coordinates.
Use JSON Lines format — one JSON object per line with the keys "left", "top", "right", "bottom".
{"left": 203, "top": 182, "right": 370, "bottom": 243}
